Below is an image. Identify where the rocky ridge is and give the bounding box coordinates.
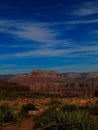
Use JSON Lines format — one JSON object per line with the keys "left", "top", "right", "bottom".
{"left": 0, "top": 70, "right": 98, "bottom": 97}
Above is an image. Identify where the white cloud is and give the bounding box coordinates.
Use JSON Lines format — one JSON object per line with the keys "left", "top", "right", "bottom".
{"left": 0, "top": 43, "right": 98, "bottom": 60}
{"left": 0, "top": 19, "right": 98, "bottom": 59}
{"left": 66, "top": 19, "right": 98, "bottom": 25}
{"left": 0, "top": 20, "right": 57, "bottom": 42}
{"left": 72, "top": 2, "right": 98, "bottom": 17}
{"left": 0, "top": 19, "right": 71, "bottom": 49}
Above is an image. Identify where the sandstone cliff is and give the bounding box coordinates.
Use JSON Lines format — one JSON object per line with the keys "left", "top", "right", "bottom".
{"left": 0, "top": 70, "right": 98, "bottom": 97}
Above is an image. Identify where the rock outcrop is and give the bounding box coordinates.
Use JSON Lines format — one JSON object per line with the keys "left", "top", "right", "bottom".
{"left": 9, "top": 70, "right": 65, "bottom": 85}
{"left": 63, "top": 72, "right": 98, "bottom": 81}
{"left": 0, "top": 70, "right": 98, "bottom": 97}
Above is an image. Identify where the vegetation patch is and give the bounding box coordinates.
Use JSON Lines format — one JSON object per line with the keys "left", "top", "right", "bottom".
{"left": 20, "top": 103, "right": 38, "bottom": 117}
{"left": 34, "top": 104, "right": 98, "bottom": 130}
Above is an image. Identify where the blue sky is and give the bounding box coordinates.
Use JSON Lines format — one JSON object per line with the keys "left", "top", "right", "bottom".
{"left": 0, "top": 0, "right": 98, "bottom": 74}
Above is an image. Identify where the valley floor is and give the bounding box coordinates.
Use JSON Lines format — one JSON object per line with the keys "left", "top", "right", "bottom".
{"left": 0, "top": 97, "right": 98, "bottom": 130}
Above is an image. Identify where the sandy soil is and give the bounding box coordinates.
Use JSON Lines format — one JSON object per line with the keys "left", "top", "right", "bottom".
{"left": 3, "top": 118, "right": 33, "bottom": 130}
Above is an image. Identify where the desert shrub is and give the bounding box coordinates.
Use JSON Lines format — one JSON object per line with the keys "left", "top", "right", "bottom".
{"left": 78, "top": 105, "right": 90, "bottom": 111}
{"left": 61, "top": 103, "right": 77, "bottom": 111}
{"left": 20, "top": 103, "right": 37, "bottom": 117}
{"left": 79, "top": 104, "right": 98, "bottom": 116}
{"left": 90, "top": 105, "right": 98, "bottom": 116}
{"left": 34, "top": 106, "right": 58, "bottom": 128}
{"left": 21, "top": 103, "right": 37, "bottom": 113}
{"left": 0, "top": 104, "right": 18, "bottom": 123}
{"left": 34, "top": 107, "right": 98, "bottom": 130}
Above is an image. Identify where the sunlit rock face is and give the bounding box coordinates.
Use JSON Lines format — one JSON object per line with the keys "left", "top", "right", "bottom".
{"left": 0, "top": 70, "right": 98, "bottom": 97}
{"left": 9, "top": 70, "right": 65, "bottom": 85}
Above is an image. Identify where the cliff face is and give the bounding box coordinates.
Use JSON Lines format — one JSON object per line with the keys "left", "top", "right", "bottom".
{"left": 9, "top": 70, "right": 65, "bottom": 85}
{"left": 0, "top": 70, "right": 98, "bottom": 97}
{"left": 63, "top": 72, "right": 98, "bottom": 81}
{"left": 0, "top": 80, "right": 30, "bottom": 91}
{"left": 1, "top": 71, "right": 98, "bottom": 83}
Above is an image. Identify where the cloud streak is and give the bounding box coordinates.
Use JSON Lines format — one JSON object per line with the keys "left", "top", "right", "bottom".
{"left": 0, "top": 18, "right": 98, "bottom": 60}
{"left": 0, "top": 0, "right": 98, "bottom": 73}
{"left": 0, "top": 44, "right": 98, "bottom": 60}
{"left": 71, "top": 1, "right": 98, "bottom": 17}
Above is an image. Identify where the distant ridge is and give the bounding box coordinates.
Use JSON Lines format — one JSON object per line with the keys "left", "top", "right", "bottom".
{"left": 62, "top": 71, "right": 98, "bottom": 81}
{"left": 1, "top": 70, "right": 98, "bottom": 82}
{"left": 9, "top": 70, "right": 65, "bottom": 85}
{"left": 0, "top": 70, "right": 98, "bottom": 97}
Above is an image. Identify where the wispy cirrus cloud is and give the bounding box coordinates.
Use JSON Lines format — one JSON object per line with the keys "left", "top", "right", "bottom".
{"left": 0, "top": 0, "right": 98, "bottom": 74}
{"left": 0, "top": 43, "right": 98, "bottom": 60}
{"left": 0, "top": 20, "right": 56, "bottom": 42}
{"left": 0, "top": 18, "right": 98, "bottom": 60}
{"left": 0, "top": 18, "right": 98, "bottom": 45}
{"left": 66, "top": 19, "right": 98, "bottom": 25}
{"left": 71, "top": 1, "right": 98, "bottom": 17}
{"left": 0, "top": 19, "right": 71, "bottom": 48}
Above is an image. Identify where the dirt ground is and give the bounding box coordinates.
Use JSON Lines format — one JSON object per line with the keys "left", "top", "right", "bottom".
{"left": 3, "top": 118, "right": 33, "bottom": 130}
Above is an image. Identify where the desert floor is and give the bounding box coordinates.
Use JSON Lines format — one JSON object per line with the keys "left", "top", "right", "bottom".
{"left": 0, "top": 97, "right": 98, "bottom": 130}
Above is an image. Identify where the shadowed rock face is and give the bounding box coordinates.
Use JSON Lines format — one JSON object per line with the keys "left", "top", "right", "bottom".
{"left": 0, "top": 74, "right": 14, "bottom": 81}
{"left": 0, "top": 80, "right": 30, "bottom": 91}
{"left": 0, "top": 70, "right": 98, "bottom": 97}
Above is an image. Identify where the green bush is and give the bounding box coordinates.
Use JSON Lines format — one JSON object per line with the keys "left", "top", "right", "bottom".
{"left": 61, "top": 103, "right": 77, "bottom": 111}
{"left": 34, "top": 106, "right": 98, "bottom": 130}
{"left": 34, "top": 106, "right": 58, "bottom": 128}
{"left": 20, "top": 103, "right": 37, "bottom": 117}
{"left": 90, "top": 105, "right": 98, "bottom": 116}
{"left": 79, "top": 104, "right": 98, "bottom": 116}
{"left": 21, "top": 103, "right": 37, "bottom": 113}
{"left": 0, "top": 104, "right": 18, "bottom": 123}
